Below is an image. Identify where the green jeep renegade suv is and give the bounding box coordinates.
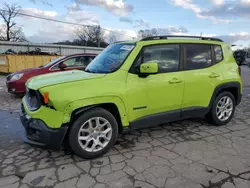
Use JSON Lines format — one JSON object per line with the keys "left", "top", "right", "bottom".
{"left": 20, "top": 36, "right": 242, "bottom": 159}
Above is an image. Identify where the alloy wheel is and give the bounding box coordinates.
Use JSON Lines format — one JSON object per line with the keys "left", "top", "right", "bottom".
{"left": 77, "top": 117, "right": 112, "bottom": 152}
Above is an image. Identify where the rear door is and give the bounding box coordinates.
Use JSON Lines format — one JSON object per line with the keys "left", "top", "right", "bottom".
{"left": 181, "top": 44, "right": 224, "bottom": 115}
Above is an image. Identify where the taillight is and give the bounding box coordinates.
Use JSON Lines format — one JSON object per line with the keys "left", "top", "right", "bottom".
{"left": 43, "top": 92, "right": 49, "bottom": 104}
{"left": 238, "top": 66, "right": 241, "bottom": 76}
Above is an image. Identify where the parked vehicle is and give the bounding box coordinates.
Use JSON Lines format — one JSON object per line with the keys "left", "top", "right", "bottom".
{"left": 245, "top": 51, "right": 250, "bottom": 68}
{"left": 6, "top": 53, "right": 97, "bottom": 94}
{"left": 233, "top": 50, "right": 246, "bottom": 66}
{"left": 20, "top": 36, "right": 242, "bottom": 159}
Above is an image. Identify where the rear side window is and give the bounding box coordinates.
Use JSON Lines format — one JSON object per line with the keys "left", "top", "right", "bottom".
{"left": 214, "top": 45, "right": 223, "bottom": 63}
{"left": 184, "top": 44, "right": 212, "bottom": 70}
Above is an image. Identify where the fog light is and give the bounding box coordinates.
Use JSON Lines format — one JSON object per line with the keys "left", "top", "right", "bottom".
{"left": 27, "top": 128, "right": 40, "bottom": 141}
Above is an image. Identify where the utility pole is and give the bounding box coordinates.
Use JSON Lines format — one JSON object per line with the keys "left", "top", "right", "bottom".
{"left": 98, "top": 25, "right": 101, "bottom": 47}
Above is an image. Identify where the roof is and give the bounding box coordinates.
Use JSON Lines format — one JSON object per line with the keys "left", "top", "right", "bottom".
{"left": 65, "top": 53, "right": 98, "bottom": 57}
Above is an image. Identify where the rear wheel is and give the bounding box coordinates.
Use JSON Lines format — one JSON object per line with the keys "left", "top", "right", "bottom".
{"left": 206, "top": 91, "right": 235, "bottom": 126}
{"left": 69, "top": 108, "right": 118, "bottom": 159}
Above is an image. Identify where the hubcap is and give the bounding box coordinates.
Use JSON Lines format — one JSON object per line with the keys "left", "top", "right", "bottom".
{"left": 78, "top": 117, "right": 112, "bottom": 152}
{"left": 216, "top": 96, "right": 233, "bottom": 121}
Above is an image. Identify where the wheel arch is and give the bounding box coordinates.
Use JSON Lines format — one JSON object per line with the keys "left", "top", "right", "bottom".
{"left": 209, "top": 81, "right": 242, "bottom": 109}
{"left": 63, "top": 96, "right": 129, "bottom": 133}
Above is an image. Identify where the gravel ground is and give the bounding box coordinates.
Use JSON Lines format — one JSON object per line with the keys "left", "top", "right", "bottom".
{"left": 0, "top": 75, "right": 21, "bottom": 112}
{"left": 0, "top": 66, "right": 250, "bottom": 188}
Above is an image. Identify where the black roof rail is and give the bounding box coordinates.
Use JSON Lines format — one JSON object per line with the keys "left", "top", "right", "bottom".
{"left": 111, "top": 40, "right": 136, "bottom": 44}
{"left": 140, "top": 35, "right": 223, "bottom": 42}
{"left": 112, "top": 40, "right": 129, "bottom": 43}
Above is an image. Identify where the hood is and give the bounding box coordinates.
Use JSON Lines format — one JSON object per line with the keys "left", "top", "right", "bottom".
{"left": 7, "top": 67, "right": 42, "bottom": 80}
{"left": 14, "top": 67, "right": 42, "bottom": 74}
{"left": 26, "top": 70, "right": 106, "bottom": 90}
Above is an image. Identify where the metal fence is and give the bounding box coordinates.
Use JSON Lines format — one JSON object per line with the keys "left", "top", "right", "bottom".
{"left": 0, "top": 41, "right": 104, "bottom": 55}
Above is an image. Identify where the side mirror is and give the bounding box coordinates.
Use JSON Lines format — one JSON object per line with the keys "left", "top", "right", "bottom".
{"left": 139, "top": 62, "right": 158, "bottom": 75}
{"left": 58, "top": 63, "right": 67, "bottom": 70}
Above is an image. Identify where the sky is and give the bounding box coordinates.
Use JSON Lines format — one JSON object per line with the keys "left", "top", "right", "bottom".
{"left": 1, "top": 0, "right": 250, "bottom": 49}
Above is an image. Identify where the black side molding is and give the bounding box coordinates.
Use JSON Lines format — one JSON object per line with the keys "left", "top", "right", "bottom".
{"left": 129, "top": 110, "right": 181, "bottom": 130}
{"left": 127, "top": 107, "right": 209, "bottom": 132}
{"left": 181, "top": 107, "right": 209, "bottom": 119}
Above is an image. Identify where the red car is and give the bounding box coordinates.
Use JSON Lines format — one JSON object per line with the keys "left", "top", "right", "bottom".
{"left": 6, "top": 53, "right": 97, "bottom": 94}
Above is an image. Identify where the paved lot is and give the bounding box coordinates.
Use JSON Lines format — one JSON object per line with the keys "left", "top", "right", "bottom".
{"left": 0, "top": 67, "right": 250, "bottom": 188}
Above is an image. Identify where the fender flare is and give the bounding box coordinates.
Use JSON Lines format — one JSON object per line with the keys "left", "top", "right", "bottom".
{"left": 62, "top": 96, "right": 129, "bottom": 126}
{"left": 209, "top": 81, "right": 242, "bottom": 109}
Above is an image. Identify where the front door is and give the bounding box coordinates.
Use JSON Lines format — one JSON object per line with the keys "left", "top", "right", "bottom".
{"left": 126, "top": 44, "right": 184, "bottom": 125}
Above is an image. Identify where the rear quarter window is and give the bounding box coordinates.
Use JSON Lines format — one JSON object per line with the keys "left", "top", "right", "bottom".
{"left": 214, "top": 45, "right": 223, "bottom": 63}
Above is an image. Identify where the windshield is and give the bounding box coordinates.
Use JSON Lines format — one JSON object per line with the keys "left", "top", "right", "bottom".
{"left": 85, "top": 43, "right": 135, "bottom": 73}
{"left": 41, "top": 56, "right": 66, "bottom": 68}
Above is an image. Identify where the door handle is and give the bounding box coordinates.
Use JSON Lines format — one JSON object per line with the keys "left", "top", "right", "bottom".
{"left": 169, "top": 77, "right": 183, "bottom": 84}
{"left": 209, "top": 72, "right": 220, "bottom": 78}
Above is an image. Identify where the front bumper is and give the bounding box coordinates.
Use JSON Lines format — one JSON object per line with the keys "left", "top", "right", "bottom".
{"left": 20, "top": 104, "right": 68, "bottom": 150}
{"left": 6, "top": 80, "right": 26, "bottom": 94}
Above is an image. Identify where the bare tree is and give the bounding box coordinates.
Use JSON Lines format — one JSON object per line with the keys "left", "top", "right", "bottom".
{"left": 0, "top": 3, "right": 27, "bottom": 42}
{"left": 138, "top": 28, "right": 158, "bottom": 39}
{"left": 76, "top": 25, "right": 107, "bottom": 47}
{"left": 108, "top": 33, "right": 117, "bottom": 44}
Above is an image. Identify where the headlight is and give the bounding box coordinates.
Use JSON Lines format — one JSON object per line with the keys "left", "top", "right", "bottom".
{"left": 25, "top": 88, "right": 42, "bottom": 111}
{"left": 10, "top": 73, "right": 24, "bottom": 81}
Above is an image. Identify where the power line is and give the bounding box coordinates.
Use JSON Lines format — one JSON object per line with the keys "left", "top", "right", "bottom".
{"left": 0, "top": 9, "right": 136, "bottom": 39}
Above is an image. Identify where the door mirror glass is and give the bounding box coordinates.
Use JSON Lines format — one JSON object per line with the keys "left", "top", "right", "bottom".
{"left": 140, "top": 62, "right": 158, "bottom": 74}
{"left": 58, "top": 63, "right": 67, "bottom": 70}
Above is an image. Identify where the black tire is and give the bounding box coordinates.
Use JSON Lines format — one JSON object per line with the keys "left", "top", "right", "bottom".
{"left": 69, "top": 107, "right": 118, "bottom": 159}
{"left": 206, "top": 91, "right": 236, "bottom": 126}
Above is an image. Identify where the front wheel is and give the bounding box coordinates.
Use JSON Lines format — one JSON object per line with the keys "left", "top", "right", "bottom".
{"left": 69, "top": 108, "right": 118, "bottom": 159}
{"left": 206, "top": 91, "right": 236, "bottom": 126}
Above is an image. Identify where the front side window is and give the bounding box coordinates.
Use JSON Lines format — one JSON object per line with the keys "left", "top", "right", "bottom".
{"left": 85, "top": 43, "right": 135, "bottom": 73}
{"left": 131, "top": 44, "right": 180, "bottom": 73}
{"left": 42, "top": 56, "right": 66, "bottom": 68}
{"left": 142, "top": 44, "right": 180, "bottom": 73}
{"left": 52, "top": 56, "right": 92, "bottom": 69}
{"left": 63, "top": 57, "right": 81, "bottom": 67}
{"left": 214, "top": 45, "right": 223, "bottom": 63}
{"left": 184, "top": 44, "right": 212, "bottom": 70}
